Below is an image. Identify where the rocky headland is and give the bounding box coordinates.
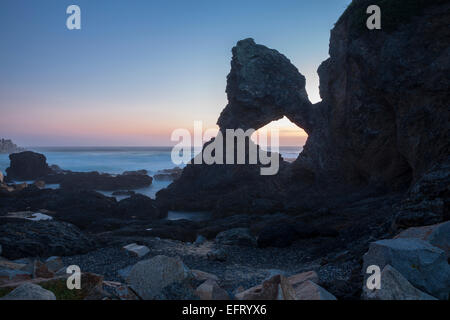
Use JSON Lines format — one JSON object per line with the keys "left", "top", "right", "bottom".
{"left": 0, "top": 139, "right": 24, "bottom": 154}
{"left": 0, "top": 0, "right": 448, "bottom": 300}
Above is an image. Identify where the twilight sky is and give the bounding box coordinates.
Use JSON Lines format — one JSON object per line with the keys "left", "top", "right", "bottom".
{"left": 0, "top": 0, "right": 351, "bottom": 146}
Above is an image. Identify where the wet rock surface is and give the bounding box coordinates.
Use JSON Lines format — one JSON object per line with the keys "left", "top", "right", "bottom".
{"left": 363, "top": 238, "right": 450, "bottom": 300}
{"left": 0, "top": 218, "right": 98, "bottom": 260}
{"left": 362, "top": 265, "right": 437, "bottom": 300}
{"left": 55, "top": 171, "right": 153, "bottom": 191}
{"left": 0, "top": 187, "right": 167, "bottom": 231}
{"left": 5, "top": 151, "right": 153, "bottom": 190}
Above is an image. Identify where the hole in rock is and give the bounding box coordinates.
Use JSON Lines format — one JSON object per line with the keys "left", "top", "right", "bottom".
{"left": 251, "top": 116, "right": 308, "bottom": 163}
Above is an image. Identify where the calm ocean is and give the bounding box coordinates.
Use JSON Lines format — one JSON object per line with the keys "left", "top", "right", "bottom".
{"left": 0, "top": 146, "right": 302, "bottom": 200}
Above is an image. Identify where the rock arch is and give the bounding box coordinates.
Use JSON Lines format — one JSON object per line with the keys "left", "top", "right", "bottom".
{"left": 217, "top": 38, "right": 314, "bottom": 134}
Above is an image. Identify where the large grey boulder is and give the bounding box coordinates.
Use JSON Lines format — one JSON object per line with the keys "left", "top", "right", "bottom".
{"left": 395, "top": 221, "right": 450, "bottom": 257}
{"left": 126, "top": 255, "right": 193, "bottom": 300}
{"left": 215, "top": 228, "right": 256, "bottom": 247}
{"left": 363, "top": 238, "right": 450, "bottom": 300}
{"left": 294, "top": 280, "right": 337, "bottom": 300}
{"left": 1, "top": 283, "right": 56, "bottom": 300}
{"left": 122, "top": 243, "right": 150, "bottom": 258}
{"left": 363, "top": 265, "right": 437, "bottom": 300}
{"left": 195, "top": 280, "right": 230, "bottom": 300}
{"left": 235, "top": 274, "right": 296, "bottom": 300}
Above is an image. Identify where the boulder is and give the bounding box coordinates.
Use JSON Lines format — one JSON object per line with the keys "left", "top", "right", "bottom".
{"left": 191, "top": 270, "right": 219, "bottom": 283}
{"left": 195, "top": 280, "right": 229, "bottom": 300}
{"left": 395, "top": 221, "right": 450, "bottom": 257}
{"left": 278, "top": 275, "right": 297, "bottom": 300}
{"left": 75, "top": 272, "right": 105, "bottom": 300}
{"left": 57, "top": 171, "right": 153, "bottom": 191}
{"left": 0, "top": 187, "right": 167, "bottom": 231}
{"left": 49, "top": 164, "right": 63, "bottom": 173}
{"left": 235, "top": 275, "right": 295, "bottom": 300}
{"left": 215, "top": 228, "right": 256, "bottom": 247}
{"left": 293, "top": 280, "right": 337, "bottom": 300}
{"left": 122, "top": 243, "right": 150, "bottom": 258}
{"left": 363, "top": 238, "right": 450, "bottom": 300}
{"left": 126, "top": 255, "right": 193, "bottom": 300}
{"left": 103, "top": 281, "right": 139, "bottom": 300}
{"left": 0, "top": 272, "right": 103, "bottom": 300}
{"left": 0, "top": 218, "right": 97, "bottom": 260}
{"left": 363, "top": 265, "right": 437, "bottom": 300}
{"left": 153, "top": 167, "right": 183, "bottom": 181}
{"left": 0, "top": 283, "right": 56, "bottom": 300}
{"left": 117, "top": 194, "right": 166, "bottom": 220}
{"left": 117, "top": 265, "right": 133, "bottom": 281}
{"left": 6, "top": 151, "right": 52, "bottom": 180}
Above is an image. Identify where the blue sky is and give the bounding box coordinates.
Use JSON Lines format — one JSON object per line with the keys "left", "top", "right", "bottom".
{"left": 0, "top": 0, "right": 351, "bottom": 146}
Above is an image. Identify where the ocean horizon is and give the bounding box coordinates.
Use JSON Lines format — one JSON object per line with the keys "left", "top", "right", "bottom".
{"left": 0, "top": 145, "right": 302, "bottom": 199}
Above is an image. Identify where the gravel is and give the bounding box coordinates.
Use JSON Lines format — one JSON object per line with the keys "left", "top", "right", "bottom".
{"left": 61, "top": 236, "right": 358, "bottom": 293}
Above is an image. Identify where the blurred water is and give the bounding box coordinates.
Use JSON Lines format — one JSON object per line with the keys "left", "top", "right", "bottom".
{"left": 0, "top": 146, "right": 302, "bottom": 201}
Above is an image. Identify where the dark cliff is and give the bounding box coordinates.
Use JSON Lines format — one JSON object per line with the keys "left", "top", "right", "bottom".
{"left": 157, "top": 0, "right": 449, "bottom": 225}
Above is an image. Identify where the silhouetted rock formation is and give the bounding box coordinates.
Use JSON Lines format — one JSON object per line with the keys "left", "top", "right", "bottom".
{"left": 5, "top": 151, "right": 153, "bottom": 190}
{"left": 0, "top": 187, "right": 167, "bottom": 232}
{"left": 157, "top": 0, "right": 450, "bottom": 227}
{"left": 0, "top": 218, "right": 98, "bottom": 259}
{"left": 217, "top": 38, "right": 313, "bottom": 133}
{"left": 6, "top": 151, "right": 52, "bottom": 181}
{"left": 55, "top": 171, "right": 153, "bottom": 191}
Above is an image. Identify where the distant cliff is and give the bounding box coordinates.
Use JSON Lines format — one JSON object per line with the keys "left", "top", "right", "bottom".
{"left": 0, "top": 139, "right": 25, "bottom": 154}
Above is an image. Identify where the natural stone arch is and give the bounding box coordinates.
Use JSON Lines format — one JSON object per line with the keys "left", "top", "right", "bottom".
{"left": 217, "top": 38, "right": 314, "bottom": 134}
